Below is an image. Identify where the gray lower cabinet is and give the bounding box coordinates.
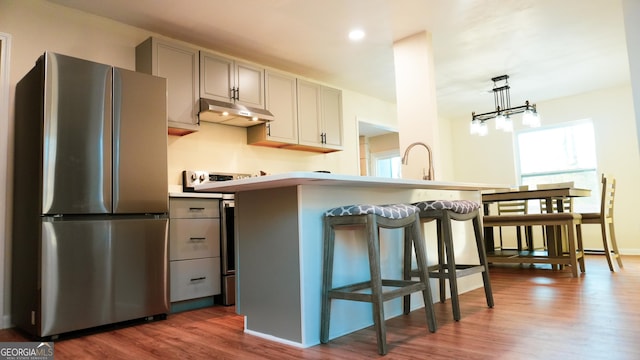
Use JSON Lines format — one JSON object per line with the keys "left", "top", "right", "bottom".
{"left": 169, "top": 197, "right": 221, "bottom": 310}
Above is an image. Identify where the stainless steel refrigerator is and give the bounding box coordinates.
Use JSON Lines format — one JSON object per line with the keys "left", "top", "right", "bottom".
{"left": 12, "top": 52, "right": 170, "bottom": 338}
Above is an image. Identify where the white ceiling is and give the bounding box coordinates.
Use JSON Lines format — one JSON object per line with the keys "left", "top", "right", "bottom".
{"left": 48, "top": 0, "right": 631, "bottom": 126}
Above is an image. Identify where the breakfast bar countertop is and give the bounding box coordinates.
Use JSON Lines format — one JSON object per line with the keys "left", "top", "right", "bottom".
{"left": 193, "top": 171, "right": 507, "bottom": 193}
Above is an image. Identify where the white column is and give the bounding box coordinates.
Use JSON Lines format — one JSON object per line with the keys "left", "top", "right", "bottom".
{"left": 623, "top": 0, "right": 640, "bottom": 155}
{"left": 393, "top": 31, "right": 440, "bottom": 180}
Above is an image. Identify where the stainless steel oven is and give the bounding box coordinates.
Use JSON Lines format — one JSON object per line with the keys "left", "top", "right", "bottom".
{"left": 182, "top": 170, "right": 251, "bottom": 306}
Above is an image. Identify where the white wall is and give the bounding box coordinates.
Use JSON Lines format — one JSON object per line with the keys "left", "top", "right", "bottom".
{"left": 369, "top": 132, "right": 399, "bottom": 154}
{"left": 0, "top": 0, "right": 396, "bottom": 328}
{"left": 449, "top": 84, "right": 640, "bottom": 253}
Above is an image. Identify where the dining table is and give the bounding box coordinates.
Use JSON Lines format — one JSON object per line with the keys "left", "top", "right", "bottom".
{"left": 481, "top": 185, "right": 592, "bottom": 268}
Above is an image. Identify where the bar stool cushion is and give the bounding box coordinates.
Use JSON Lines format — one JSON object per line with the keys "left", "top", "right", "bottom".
{"left": 324, "top": 204, "right": 419, "bottom": 219}
{"left": 412, "top": 200, "right": 480, "bottom": 214}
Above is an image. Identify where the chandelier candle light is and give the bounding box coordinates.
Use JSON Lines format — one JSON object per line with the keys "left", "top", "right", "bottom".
{"left": 470, "top": 75, "right": 540, "bottom": 136}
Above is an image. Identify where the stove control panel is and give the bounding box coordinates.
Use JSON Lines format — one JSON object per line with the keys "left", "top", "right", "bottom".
{"left": 182, "top": 170, "right": 253, "bottom": 192}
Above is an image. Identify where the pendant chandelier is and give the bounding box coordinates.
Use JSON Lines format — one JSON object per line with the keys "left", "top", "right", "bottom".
{"left": 470, "top": 75, "right": 540, "bottom": 136}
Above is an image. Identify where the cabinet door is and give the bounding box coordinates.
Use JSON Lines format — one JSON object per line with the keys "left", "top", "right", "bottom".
{"left": 154, "top": 40, "right": 199, "bottom": 131}
{"left": 200, "top": 51, "right": 234, "bottom": 103}
{"left": 321, "top": 86, "right": 343, "bottom": 150}
{"left": 235, "top": 61, "right": 265, "bottom": 109}
{"left": 297, "top": 79, "right": 323, "bottom": 147}
{"left": 264, "top": 71, "right": 297, "bottom": 144}
{"left": 136, "top": 38, "right": 199, "bottom": 134}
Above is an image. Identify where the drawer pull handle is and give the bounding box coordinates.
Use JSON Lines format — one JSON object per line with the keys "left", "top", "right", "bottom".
{"left": 190, "top": 276, "right": 206, "bottom": 282}
{"left": 189, "top": 237, "right": 206, "bottom": 242}
{"left": 189, "top": 207, "right": 205, "bottom": 211}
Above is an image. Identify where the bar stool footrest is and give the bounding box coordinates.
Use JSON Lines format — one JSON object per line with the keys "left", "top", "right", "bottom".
{"left": 428, "top": 264, "right": 487, "bottom": 278}
{"left": 328, "top": 280, "right": 428, "bottom": 302}
{"left": 410, "top": 264, "right": 486, "bottom": 279}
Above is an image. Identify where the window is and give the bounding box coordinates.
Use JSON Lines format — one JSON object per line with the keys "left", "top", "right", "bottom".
{"left": 515, "top": 120, "right": 599, "bottom": 212}
{"left": 371, "top": 150, "right": 401, "bottom": 178}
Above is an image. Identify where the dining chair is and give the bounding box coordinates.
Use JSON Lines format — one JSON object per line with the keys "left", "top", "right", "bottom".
{"left": 578, "top": 174, "right": 623, "bottom": 271}
{"left": 537, "top": 181, "right": 575, "bottom": 212}
{"left": 496, "top": 187, "right": 532, "bottom": 251}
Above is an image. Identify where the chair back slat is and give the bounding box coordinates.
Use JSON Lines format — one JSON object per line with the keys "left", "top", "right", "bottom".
{"left": 601, "top": 173, "right": 616, "bottom": 219}
{"left": 497, "top": 200, "right": 528, "bottom": 215}
{"left": 536, "top": 181, "right": 574, "bottom": 213}
{"left": 539, "top": 198, "right": 573, "bottom": 213}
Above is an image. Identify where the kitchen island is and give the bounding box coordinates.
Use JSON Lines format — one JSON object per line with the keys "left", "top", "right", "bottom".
{"left": 195, "top": 172, "right": 502, "bottom": 348}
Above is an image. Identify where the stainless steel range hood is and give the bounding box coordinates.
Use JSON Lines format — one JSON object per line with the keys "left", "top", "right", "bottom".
{"left": 199, "top": 98, "right": 275, "bottom": 127}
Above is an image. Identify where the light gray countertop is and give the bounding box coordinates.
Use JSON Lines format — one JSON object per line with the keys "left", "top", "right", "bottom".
{"left": 168, "top": 184, "right": 229, "bottom": 199}
{"left": 193, "top": 171, "right": 506, "bottom": 193}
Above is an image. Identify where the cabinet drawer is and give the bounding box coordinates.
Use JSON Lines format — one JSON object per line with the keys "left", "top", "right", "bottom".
{"left": 170, "top": 218, "right": 220, "bottom": 260}
{"left": 170, "top": 257, "right": 221, "bottom": 302}
{"left": 170, "top": 198, "right": 219, "bottom": 218}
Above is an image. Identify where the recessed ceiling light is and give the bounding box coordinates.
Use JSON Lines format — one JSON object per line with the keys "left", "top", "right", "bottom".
{"left": 348, "top": 29, "right": 365, "bottom": 42}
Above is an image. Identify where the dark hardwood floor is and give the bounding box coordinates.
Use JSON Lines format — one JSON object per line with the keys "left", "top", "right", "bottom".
{"left": 2, "top": 255, "right": 640, "bottom": 359}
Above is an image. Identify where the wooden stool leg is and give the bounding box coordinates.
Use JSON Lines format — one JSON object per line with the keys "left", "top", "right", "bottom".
{"left": 440, "top": 213, "right": 461, "bottom": 321}
{"left": 473, "top": 213, "right": 494, "bottom": 308}
{"left": 365, "top": 215, "right": 387, "bottom": 355}
{"left": 411, "top": 216, "right": 437, "bottom": 333}
{"left": 436, "top": 219, "right": 447, "bottom": 304}
{"left": 402, "top": 229, "right": 413, "bottom": 315}
{"left": 320, "top": 218, "right": 335, "bottom": 344}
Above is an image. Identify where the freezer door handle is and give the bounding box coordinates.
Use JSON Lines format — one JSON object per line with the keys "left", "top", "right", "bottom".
{"left": 189, "top": 207, "right": 205, "bottom": 211}
{"left": 189, "top": 237, "right": 206, "bottom": 242}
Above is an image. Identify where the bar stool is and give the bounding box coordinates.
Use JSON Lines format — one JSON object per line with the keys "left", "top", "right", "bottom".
{"left": 320, "top": 203, "right": 437, "bottom": 355}
{"left": 404, "top": 200, "right": 494, "bottom": 321}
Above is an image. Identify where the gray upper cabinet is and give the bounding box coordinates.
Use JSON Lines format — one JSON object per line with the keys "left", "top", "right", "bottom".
{"left": 296, "top": 79, "right": 343, "bottom": 152}
{"left": 200, "top": 51, "right": 265, "bottom": 109}
{"left": 136, "top": 37, "right": 199, "bottom": 136}
{"left": 249, "top": 76, "right": 343, "bottom": 153}
{"left": 320, "top": 86, "right": 343, "bottom": 150}
{"left": 247, "top": 70, "right": 298, "bottom": 147}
